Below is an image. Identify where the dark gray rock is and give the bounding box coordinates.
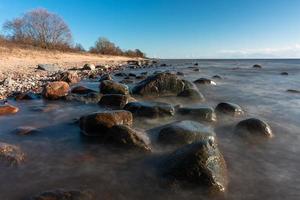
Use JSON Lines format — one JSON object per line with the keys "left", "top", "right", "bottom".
{"left": 281, "top": 72, "right": 288, "bottom": 75}
{"left": 253, "top": 64, "right": 262, "bottom": 69}
{"left": 194, "top": 78, "right": 216, "bottom": 85}
{"left": 71, "top": 86, "right": 97, "bottom": 95}
{"left": 124, "top": 101, "right": 175, "bottom": 118}
{"left": 177, "top": 106, "right": 216, "bottom": 122}
{"left": 235, "top": 118, "right": 273, "bottom": 138}
{"left": 98, "top": 94, "right": 130, "bottom": 109}
{"left": 215, "top": 102, "right": 244, "bottom": 117}
{"left": 177, "top": 88, "right": 205, "bottom": 101}
{"left": 158, "top": 120, "right": 216, "bottom": 145}
{"left": 161, "top": 139, "right": 228, "bottom": 192}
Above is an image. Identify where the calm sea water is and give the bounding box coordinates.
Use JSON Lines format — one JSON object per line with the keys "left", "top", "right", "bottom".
{"left": 0, "top": 59, "right": 299, "bottom": 199}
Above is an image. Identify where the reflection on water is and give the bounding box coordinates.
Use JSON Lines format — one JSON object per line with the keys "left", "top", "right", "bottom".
{"left": 0, "top": 59, "right": 300, "bottom": 199}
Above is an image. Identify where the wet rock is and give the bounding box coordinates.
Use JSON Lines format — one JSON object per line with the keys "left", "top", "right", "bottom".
{"left": 59, "top": 71, "right": 80, "bottom": 84}
{"left": 79, "top": 110, "right": 133, "bottom": 137}
{"left": 128, "top": 73, "right": 137, "bottom": 77}
{"left": 161, "top": 139, "right": 227, "bottom": 192}
{"left": 235, "top": 118, "right": 273, "bottom": 138}
{"left": 0, "top": 142, "right": 25, "bottom": 166}
{"left": 37, "top": 64, "right": 59, "bottom": 71}
{"left": 160, "top": 63, "right": 167, "bottom": 67}
{"left": 177, "top": 88, "right": 205, "bottom": 101}
{"left": 158, "top": 120, "right": 216, "bottom": 145}
{"left": 177, "top": 71, "right": 184, "bottom": 76}
{"left": 124, "top": 101, "right": 175, "bottom": 118}
{"left": 66, "top": 93, "right": 102, "bottom": 104}
{"left": 98, "top": 94, "right": 131, "bottom": 109}
{"left": 30, "top": 189, "right": 95, "bottom": 200}
{"left": 286, "top": 89, "right": 300, "bottom": 93}
{"left": 212, "top": 75, "right": 222, "bottom": 79}
{"left": 0, "top": 104, "right": 19, "bottom": 115}
{"left": 99, "top": 74, "right": 113, "bottom": 82}
{"left": 194, "top": 63, "right": 199, "bottom": 66}
{"left": 99, "top": 80, "right": 129, "bottom": 95}
{"left": 132, "top": 73, "right": 186, "bottom": 96}
{"left": 253, "top": 64, "right": 262, "bottom": 69}
{"left": 177, "top": 106, "right": 216, "bottom": 122}
{"left": 281, "top": 72, "right": 288, "bottom": 75}
{"left": 194, "top": 78, "right": 216, "bottom": 85}
{"left": 115, "top": 72, "right": 127, "bottom": 77}
{"left": 13, "top": 92, "right": 40, "bottom": 100}
{"left": 215, "top": 102, "right": 244, "bottom": 117}
{"left": 120, "top": 79, "right": 134, "bottom": 84}
{"left": 13, "top": 126, "right": 39, "bottom": 135}
{"left": 136, "top": 75, "right": 147, "bottom": 80}
{"left": 108, "top": 125, "right": 151, "bottom": 151}
{"left": 42, "top": 81, "right": 70, "bottom": 100}
{"left": 193, "top": 68, "right": 200, "bottom": 72}
{"left": 71, "top": 86, "right": 97, "bottom": 95}
{"left": 83, "top": 63, "right": 95, "bottom": 70}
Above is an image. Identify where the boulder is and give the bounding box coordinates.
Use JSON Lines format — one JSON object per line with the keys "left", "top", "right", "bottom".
{"left": 0, "top": 104, "right": 19, "bottom": 115}
{"left": 71, "top": 86, "right": 97, "bottom": 95}
{"left": 161, "top": 139, "right": 227, "bottom": 192}
{"left": 30, "top": 189, "right": 95, "bottom": 200}
{"left": 37, "top": 64, "right": 59, "bottom": 71}
{"left": 158, "top": 120, "right": 216, "bottom": 145}
{"left": 83, "top": 63, "right": 95, "bottom": 70}
{"left": 79, "top": 110, "right": 133, "bottom": 137}
{"left": 42, "top": 81, "right": 70, "bottom": 100}
{"left": 98, "top": 94, "right": 131, "bottom": 109}
{"left": 124, "top": 101, "right": 175, "bottom": 118}
{"left": 253, "top": 64, "right": 262, "bottom": 68}
{"left": 107, "top": 125, "right": 151, "bottom": 151}
{"left": 177, "top": 106, "right": 217, "bottom": 122}
{"left": 99, "top": 80, "right": 129, "bottom": 95}
{"left": 59, "top": 71, "right": 80, "bottom": 84}
{"left": 0, "top": 142, "right": 25, "bottom": 166}
{"left": 215, "top": 102, "right": 244, "bottom": 117}
{"left": 177, "top": 88, "right": 205, "bottom": 101}
{"left": 99, "top": 74, "right": 113, "bottom": 82}
{"left": 132, "top": 73, "right": 186, "bottom": 96}
{"left": 235, "top": 118, "right": 273, "bottom": 138}
{"left": 66, "top": 92, "right": 102, "bottom": 104}
{"left": 194, "top": 78, "right": 216, "bottom": 85}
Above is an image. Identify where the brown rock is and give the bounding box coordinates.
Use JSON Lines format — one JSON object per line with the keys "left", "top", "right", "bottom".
{"left": 42, "top": 81, "right": 70, "bottom": 100}
{"left": 0, "top": 104, "right": 19, "bottom": 116}
{"left": 0, "top": 142, "right": 25, "bottom": 166}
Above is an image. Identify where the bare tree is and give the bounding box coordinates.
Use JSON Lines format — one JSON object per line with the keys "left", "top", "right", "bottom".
{"left": 3, "top": 8, "right": 72, "bottom": 49}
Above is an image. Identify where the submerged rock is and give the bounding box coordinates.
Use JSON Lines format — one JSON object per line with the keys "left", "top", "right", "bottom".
{"left": 253, "top": 64, "right": 262, "bottom": 69}
{"left": 99, "top": 80, "right": 129, "bottom": 95}
{"left": 132, "top": 73, "right": 186, "bottom": 96}
{"left": 177, "top": 88, "right": 205, "bottom": 101}
{"left": 13, "top": 92, "right": 40, "bottom": 100}
{"left": 124, "top": 101, "right": 175, "bottom": 118}
{"left": 177, "top": 106, "right": 216, "bottom": 122}
{"left": 194, "top": 78, "right": 216, "bottom": 85}
{"left": 66, "top": 93, "right": 102, "bottom": 104}
{"left": 161, "top": 139, "right": 228, "bottom": 192}
{"left": 98, "top": 94, "right": 132, "bottom": 109}
{"left": 215, "top": 102, "right": 244, "bottom": 117}
{"left": 235, "top": 118, "right": 273, "bottom": 138}
{"left": 158, "top": 120, "right": 216, "bottom": 145}
{"left": 71, "top": 86, "right": 97, "bottom": 95}
{"left": 212, "top": 75, "right": 222, "bottom": 79}
{"left": 42, "top": 81, "right": 70, "bottom": 100}
{"left": 176, "top": 71, "right": 184, "bottom": 76}
{"left": 281, "top": 72, "right": 289, "bottom": 75}
{"left": 286, "top": 89, "right": 300, "bottom": 93}
{"left": 0, "top": 104, "right": 19, "bottom": 116}
{"left": 13, "top": 126, "right": 39, "bottom": 135}
{"left": 108, "top": 125, "right": 151, "bottom": 151}
{"left": 79, "top": 110, "right": 133, "bottom": 137}
{"left": 0, "top": 142, "right": 25, "bottom": 166}
{"left": 30, "top": 189, "right": 95, "bottom": 200}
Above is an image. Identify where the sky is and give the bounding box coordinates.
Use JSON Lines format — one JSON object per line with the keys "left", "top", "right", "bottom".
{"left": 1, "top": 0, "right": 300, "bottom": 58}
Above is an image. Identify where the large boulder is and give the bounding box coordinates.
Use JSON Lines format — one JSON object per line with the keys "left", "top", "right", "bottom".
{"left": 99, "top": 80, "right": 129, "bottom": 95}
{"left": 235, "top": 118, "right": 273, "bottom": 138}
{"left": 132, "top": 73, "right": 187, "bottom": 96}
{"left": 107, "top": 125, "right": 151, "bottom": 151}
{"left": 161, "top": 139, "right": 228, "bottom": 192}
{"left": 42, "top": 81, "right": 70, "bottom": 100}
{"left": 98, "top": 94, "right": 133, "bottom": 109}
{"left": 124, "top": 101, "right": 175, "bottom": 118}
{"left": 177, "top": 106, "right": 217, "bottom": 122}
{"left": 177, "top": 88, "right": 205, "bottom": 101}
{"left": 0, "top": 142, "right": 25, "bottom": 166}
{"left": 79, "top": 110, "right": 133, "bottom": 137}
{"left": 29, "top": 189, "right": 95, "bottom": 200}
{"left": 59, "top": 71, "right": 80, "bottom": 84}
{"left": 0, "top": 104, "right": 19, "bottom": 115}
{"left": 158, "top": 120, "right": 216, "bottom": 145}
{"left": 215, "top": 102, "right": 244, "bottom": 117}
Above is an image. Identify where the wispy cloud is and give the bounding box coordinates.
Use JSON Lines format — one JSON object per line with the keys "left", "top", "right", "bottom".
{"left": 219, "top": 44, "right": 300, "bottom": 58}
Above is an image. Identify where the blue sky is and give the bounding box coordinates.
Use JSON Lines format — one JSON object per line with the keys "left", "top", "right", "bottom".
{"left": 1, "top": 0, "right": 300, "bottom": 58}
